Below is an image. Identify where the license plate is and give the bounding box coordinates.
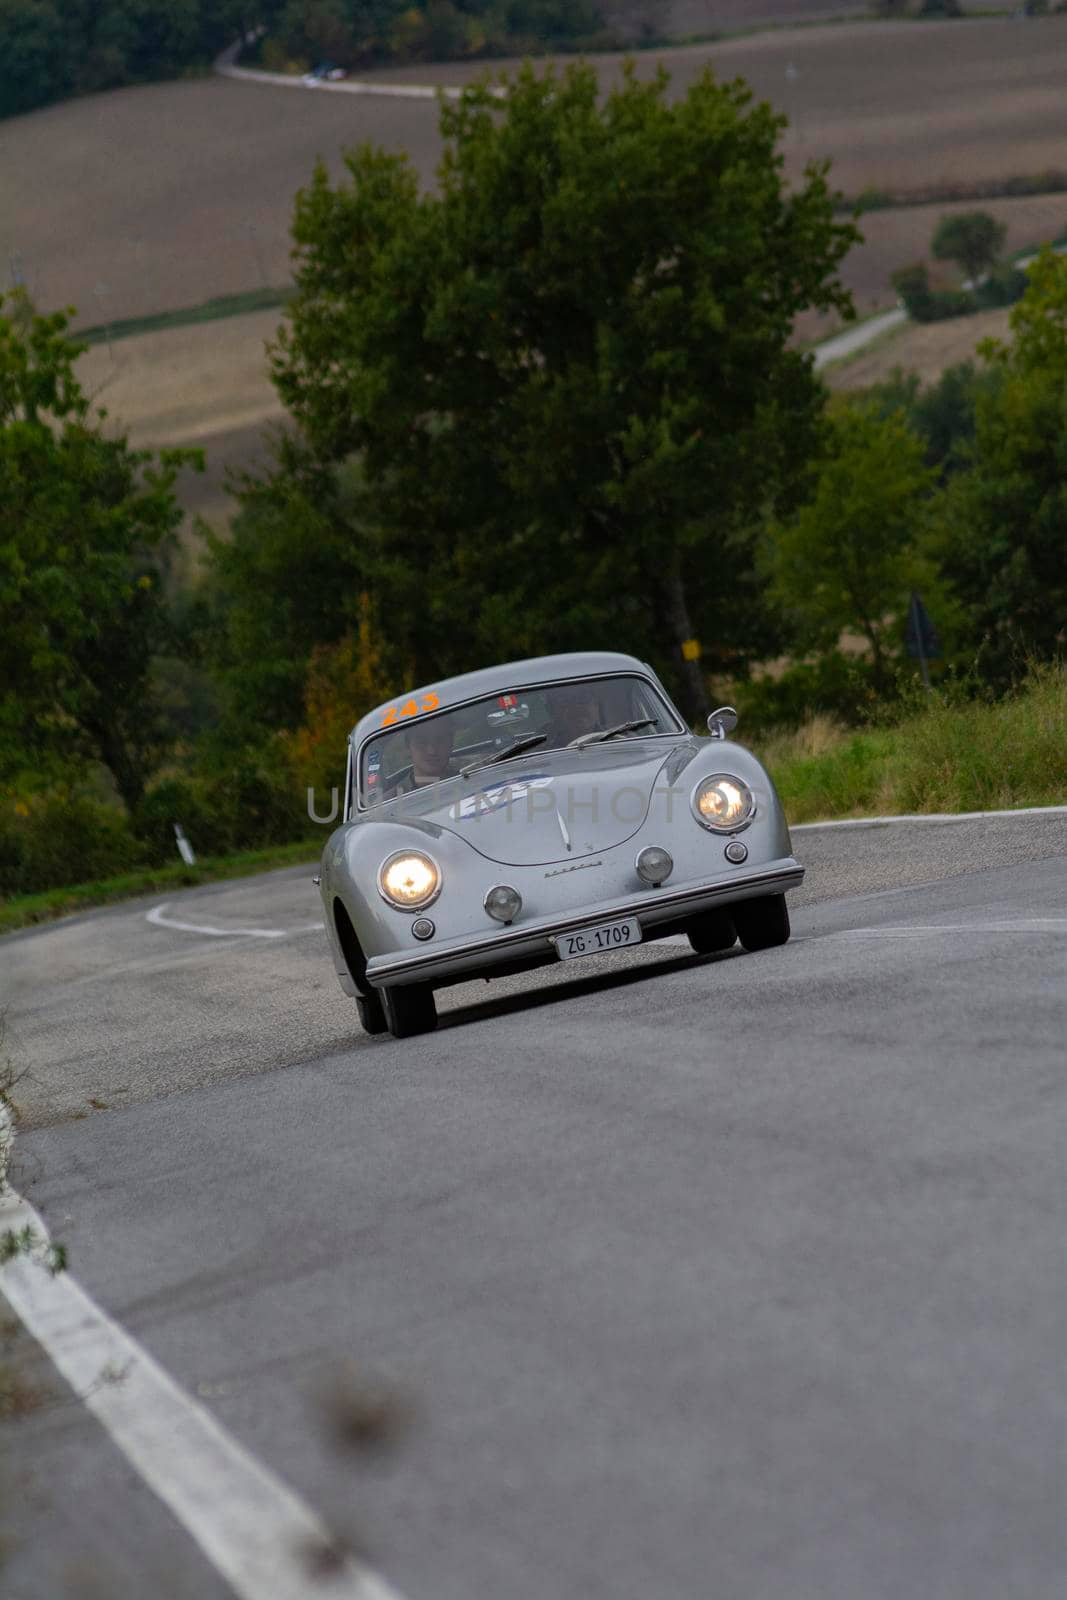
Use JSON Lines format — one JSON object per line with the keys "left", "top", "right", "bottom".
{"left": 553, "top": 918, "right": 642, "bottom": 961}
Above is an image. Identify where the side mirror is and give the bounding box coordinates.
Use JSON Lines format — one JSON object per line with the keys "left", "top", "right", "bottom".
{"left": 707, "top": 706, "right": 738, "bottom": 741}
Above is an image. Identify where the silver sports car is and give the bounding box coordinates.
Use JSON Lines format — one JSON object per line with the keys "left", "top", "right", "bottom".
{"left": 319, "top": 651, "right": 804, "bottom": 1037}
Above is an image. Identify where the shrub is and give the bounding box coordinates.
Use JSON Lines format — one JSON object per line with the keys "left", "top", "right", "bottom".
{"left": 974, "top": 263, "right": 1028, "bottom": 310}
{"left": 756, "top": 661, "right": 1067, "bottom": 822}
{"left": 132, "top": 777, "right": 231, "bottom": 863}
{"left": 0, "top": 791, "right": 142, "bottom": 898}
{"left": 891, "top": 263, "right": 975, "bottom": 323}
{"left": 732, "top": 652, "right": 883, "bottom": 735}
{"left": 932, "top": 210, "right": 1007, "bottom": 285}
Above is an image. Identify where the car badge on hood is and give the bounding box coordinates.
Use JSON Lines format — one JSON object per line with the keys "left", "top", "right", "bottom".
{"left": 545, "top": 860, "right": 602, "bottom": 879}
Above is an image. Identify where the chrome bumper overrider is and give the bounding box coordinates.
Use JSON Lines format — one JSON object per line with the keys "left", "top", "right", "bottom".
{"left": 365, "top": 858, "right": 804, "bottom": 989}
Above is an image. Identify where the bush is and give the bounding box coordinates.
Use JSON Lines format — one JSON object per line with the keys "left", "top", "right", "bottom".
{"left": 732, "top": 652, "right": 884, "bottom": 735}
{"left": 894, "top": 263, "right": 978, "bottom": 323}
{"left": 0, "top": 791, "right": 143, "bottom": 898}
{"left": 756, "top": 661, "right": 1067, "bottom": 822}
{"left": 974, "top": 263, "right": 1028, "bottom": 310}
{"left": 136, "top": 741, "right": 318, "bottom": 863}
{"left": 132, "top": 777, "right": 230, "bottom": 863}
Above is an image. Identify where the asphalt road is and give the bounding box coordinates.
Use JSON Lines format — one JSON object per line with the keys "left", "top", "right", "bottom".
{"left": 1, "top": 814, "right": 1065, "bottom": 1599}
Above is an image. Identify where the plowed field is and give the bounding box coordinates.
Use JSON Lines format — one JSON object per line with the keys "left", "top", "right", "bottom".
{"left": 4, "top": 12, "right": 1062, "bottom": 523}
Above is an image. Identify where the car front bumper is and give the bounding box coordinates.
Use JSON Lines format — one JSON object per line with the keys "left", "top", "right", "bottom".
{"left": 364, "top": 856, "right": 804, "bottom": 989}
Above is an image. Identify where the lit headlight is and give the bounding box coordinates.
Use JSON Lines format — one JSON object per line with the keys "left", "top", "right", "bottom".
{"left": 378, "top": 851, "right": 441, "bottom": 910}
{"left": 692, "top": 774, "right": 755, "bottom": 833}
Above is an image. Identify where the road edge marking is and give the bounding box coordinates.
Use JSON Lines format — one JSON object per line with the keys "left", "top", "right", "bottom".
{"left": 0, "top": 1106, "right": 406, "bottom": 1600}
{"left": 794, "top": 803, "right": 1067, "bottom": 832}
{"left": 146, "top": 903, "right": 324, "bottom": 939}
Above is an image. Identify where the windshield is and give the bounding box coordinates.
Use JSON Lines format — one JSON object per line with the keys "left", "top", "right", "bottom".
{"left": 358, "top": 674, "right": 682, "bottom": 807}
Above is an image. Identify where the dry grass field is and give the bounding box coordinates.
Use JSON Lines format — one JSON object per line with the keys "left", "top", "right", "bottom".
{"left": 824, "top": 303, "right": 1013, "bottom": 389}
{"left": 794, "top": 189, "right": 1067, "bottom": 341}
{"left": 3, "top": 16, "right": 1065, "bottom": 328}
{"left": 76, "top": 311, "right": 286, "bottom": 530}
{"left": 3, "top": 12, "right": 1063, "bottom": 525}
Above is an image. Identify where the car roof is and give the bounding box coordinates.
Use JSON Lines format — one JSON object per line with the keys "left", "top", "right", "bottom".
{"left": 352, "top": 651, "right": 668, "bottom": 744}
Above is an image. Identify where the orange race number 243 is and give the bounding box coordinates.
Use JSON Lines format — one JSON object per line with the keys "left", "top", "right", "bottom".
{"left": 381, "top": 692, "right": 440, "bottom": 727}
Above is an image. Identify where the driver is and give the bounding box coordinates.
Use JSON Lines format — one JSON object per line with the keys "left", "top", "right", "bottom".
{"left": 402, "top": 719, "right": 455, "bottom": 790}
{"left": 547, "top": 684, "right": 600, "bottom": 748}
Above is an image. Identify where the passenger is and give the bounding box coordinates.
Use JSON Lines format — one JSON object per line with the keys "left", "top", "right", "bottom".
{"left": 402, "top": 719, "right": 455, "bottom": 790}
{"left": 547, "top": 684, "right": 601, "bottom": 748}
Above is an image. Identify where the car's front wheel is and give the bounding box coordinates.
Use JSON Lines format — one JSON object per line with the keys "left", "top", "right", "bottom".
{"left": 687, "top": 909, "right": 737, "bottom": 955}
{"left": 381, "top": 983, "right": 438, "bottom": 1039}
{"left": 733, "top": 894, "right": 790, "bottom": 952}
{"left": 355, "top": 992, "right": 388, "bottom": 1035}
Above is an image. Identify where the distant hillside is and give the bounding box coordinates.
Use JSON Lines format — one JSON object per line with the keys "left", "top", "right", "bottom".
{"left": 0, "top": 1, "right": 244, "bottom": 120}
{"left": 1, "top": 1, "right": 630, "bottom": 122}
{"left": 0, "top": 1, "right": 1016, "bottom": 124}
{"left": 607, "top": 0, "right": 1013, "bottom": 34}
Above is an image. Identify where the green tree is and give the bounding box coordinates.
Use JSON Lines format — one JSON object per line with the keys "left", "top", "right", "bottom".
{"left": 271, "top": 61, "right": 857, "bottom": 716}
{"left": 0, "top": 0, "right": 68, "bottom": 117}
{"left": 205, "top": 437, "right": 372, "bottom": 733}
{"left": 931, "top": 250, "right": 1067, "bottom": 683}
{"left": 0, "top": 295, "right": 198, "bottom": 809}
{"left": 763, "top": 403, "right": 937, "bottom": 687}
{"left": 866, "top": 359, "right": 1003, "bottom": 476}
{"left": 0, "top": 1, "right": 279, "bottom": 119}
{"left": 932, "top": 210, "right": 1007, "bottom": 285}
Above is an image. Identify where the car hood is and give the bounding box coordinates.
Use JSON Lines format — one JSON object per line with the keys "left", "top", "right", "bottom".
{"left": 373, "top": 738, "right": 690, "bottom": 866}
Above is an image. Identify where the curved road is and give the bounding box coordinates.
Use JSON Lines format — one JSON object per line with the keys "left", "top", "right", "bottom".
{"left": 1, "top": 813, "right": 1065, "bottom": 1598}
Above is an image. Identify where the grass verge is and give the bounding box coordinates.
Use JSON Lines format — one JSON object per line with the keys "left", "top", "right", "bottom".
{"left": 74, "top": 287, "right": 292, "bottom": 347}
{"left": 0, "top": 840, "right": 318, "bottom": 937}
{"left": 758, "top": 665, "right": 1067, "bottom": 822}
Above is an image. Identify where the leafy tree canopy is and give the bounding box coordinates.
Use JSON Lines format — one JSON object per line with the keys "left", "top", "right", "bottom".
{"left": 864, "top": 359, "right": 1003, "bottom": 476}
{"left": 0, "top": 294, "right": 198, "bottom": 808}
{"left": 265, "top": 0, "right": 608, "bottom": 69}
{"left": 0, "top": 1, "right": 277, "bottom": 120}
{"left": 931, "top": 210, "right": 1007, "bottom": 285}
{"left": 204, "top": 436, "right": 372, "bottom": 734}
{"left": 762, "top": 402, "right": 939, "bottom": 685}
{"left": 271, "top": 60, "right": 857, "bottom": 716}
{"left": 930, "top": 249, "right": 1067, "bottom": 683}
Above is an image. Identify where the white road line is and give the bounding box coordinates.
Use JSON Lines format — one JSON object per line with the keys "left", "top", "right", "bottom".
{"left": 794, "top": 804, "right": 1067, "bottom": 831}
{"left": 837, "top": 919, "right": 1067, "bottom": 938}
{"left": 218, "top": 59, "right": 465, "bottom": 98}
{"left": 214, "top": 38, "right": 495, "bottom": 101}
{"left": 146, "top": 904, "right": 324, "bottom": 940}
{"left": 0, "top": 1139, "right": 405, "bottom": 1600}
{"left": 811, "top": 306, "right": 908, "bottom": 370}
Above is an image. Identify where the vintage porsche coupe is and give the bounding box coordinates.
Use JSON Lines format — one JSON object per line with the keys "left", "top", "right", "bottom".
{"left": 319, "top": 651, "right": 804, "bottom": 1037}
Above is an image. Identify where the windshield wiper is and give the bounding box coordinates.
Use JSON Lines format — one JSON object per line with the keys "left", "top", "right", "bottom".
{"left": 569, "top": 718, "right": 658, "bottom": 750}
{"left": 460, "top": 733, "right": 548, "bottom": 778}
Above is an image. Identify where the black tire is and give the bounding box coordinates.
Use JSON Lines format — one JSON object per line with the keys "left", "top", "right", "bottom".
{"left": 733, "top": 894, "right": 790, "bottom": 952}
{"left": 687, "top": 909, "right": 737, "bottom": 955}
{"left": 381, "top": 983, "right": 438, "bottom": 1039}
{"left": 356, "top": 991, "right": 389, "bottom": 1036}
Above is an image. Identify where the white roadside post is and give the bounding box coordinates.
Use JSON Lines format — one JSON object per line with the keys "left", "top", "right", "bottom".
{"left": 173, "top": 823, "right": 197, "bottom": 867}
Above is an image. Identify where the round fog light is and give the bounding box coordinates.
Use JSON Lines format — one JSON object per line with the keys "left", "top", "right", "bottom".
{"left": 636, "top": 846, "right": 673, "bottom": 886}
{"left": 484, "top": 884, "right": 522, "bottom": 924}
{"left": 412, "top": 918, "right": 436, "bottom": 941}
{"left": 725, "top": 840, "right": 748, "bottom": 865}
